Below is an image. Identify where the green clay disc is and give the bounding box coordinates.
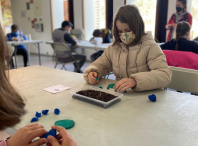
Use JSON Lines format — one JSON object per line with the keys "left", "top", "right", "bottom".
{"left": 55, "top": 120, "right": 75, "bottom": 129}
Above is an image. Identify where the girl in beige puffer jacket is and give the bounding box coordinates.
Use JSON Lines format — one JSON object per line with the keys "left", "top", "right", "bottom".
{"left": 84, "top": 5, "right": 172, "bottom": 92}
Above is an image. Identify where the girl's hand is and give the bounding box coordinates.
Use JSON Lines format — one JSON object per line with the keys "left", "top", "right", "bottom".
{"left": 88, "top": 72, "right": 99, "bottom": 84}
{"left": 47, "top": 126, "right": 77, "bottom": 146}
{"left": 7, "top": 124, "right": 48, "bottom": 146}
{"left": 114, "top": 78, "right": 137, "bottom": 92}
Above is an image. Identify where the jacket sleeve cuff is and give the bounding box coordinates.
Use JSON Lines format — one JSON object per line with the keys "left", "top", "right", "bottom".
{"left": 130, "top": 74, "right": 143, "bottom": 91}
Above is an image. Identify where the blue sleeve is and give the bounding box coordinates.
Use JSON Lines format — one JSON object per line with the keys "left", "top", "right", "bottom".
{"left": 7, "top": 33, "right": 12, "bottom": 41}
{"left": 22, "top": 34, "right": 28, "bottom": 40}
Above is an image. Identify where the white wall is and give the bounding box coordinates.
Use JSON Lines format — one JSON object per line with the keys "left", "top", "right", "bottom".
{"left": 84, "top": 0, "right": 95, "bottom": 41}
{"left": 11, "top": 0, "right": 54, "bottom": 55}
{"left": 73, "top": 0, "right": 83, "bottom": 29}
{"left": 52, "top": 0, "right": 64, "bottom": 30}
{"left": 113, "top": 0, "right": 125, "bottom": 17}
{"left": 126, "top": 0, "right": 135, "bottom": 5}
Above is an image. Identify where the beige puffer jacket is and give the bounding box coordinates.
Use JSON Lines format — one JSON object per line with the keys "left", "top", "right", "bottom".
{"left": 84, "top": 33, "right": 172, "bottom": 91}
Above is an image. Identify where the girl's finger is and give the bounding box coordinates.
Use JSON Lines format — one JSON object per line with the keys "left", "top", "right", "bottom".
{"left": 94, "top": 72, "right": 97, "bottom": 77}
{"left": 28, "top": 138, "right": 48, "bottom": 146}
{"left": 30, "top": 125, "right": 44, "bottom": 131}
{"left": 30, "top": 128, "right": 48, "bottom": 138}
{"left": 114, "top": 79, "right": 125, "bottom": 89}
{"left": 122, "top": 85, "right": 131, "bottom": 92}
{"left": 25, "top": 124, "right": 39, "bottom": 128}
{"left": 117, "top": 82, "right": 128, "bottom": 91}
{"left": 56, "top": 134, "right": 62, "bottom": 140}
{"left": 114, "top": 80, "right": 126, "bottom": 90}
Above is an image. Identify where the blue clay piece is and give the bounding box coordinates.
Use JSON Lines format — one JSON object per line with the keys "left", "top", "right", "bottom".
{"left": 35, "top": 112, "right": 41, "bottom": 118}
{"left": 43, "top": 129, "right": 57, "bottom": 138}
{"left": 54, "top": 108, "right": 60, "bottom": 115}
{"left": 31, "top": 117, "right": 38, "bottom": 122}
{"left": 42, "top": 110, "right": 49, "bottom": 115}
{"left": 148, "top": 94, "right": 157, "bottom": 102}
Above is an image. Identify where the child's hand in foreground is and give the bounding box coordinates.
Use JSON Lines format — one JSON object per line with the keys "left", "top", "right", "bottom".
{"left": 114, "top": 78, "right": 137, "bottom": 92}
{"left": 47, "top": 126, "right": 77, "bottom": 146}
{"left": 88, "top": 72, "right": 99, "bottom": 84}
{"left": 7, "top": 124, "right": 48, "bottom": 146}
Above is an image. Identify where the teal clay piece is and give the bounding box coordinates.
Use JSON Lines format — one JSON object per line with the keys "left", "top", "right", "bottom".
{"left": 108, "top": 84, "right": 115, "bottom": 89}
{"left": 55, "top": 120, "right": 75, "bottom": 130}
{"left": 99, "top": 86, "right": 103, "bottom": 89}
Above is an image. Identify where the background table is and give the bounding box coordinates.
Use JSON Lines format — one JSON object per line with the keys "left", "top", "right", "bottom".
{"left": 5, "top": 66, "right": 198, "bottom": 146}
{"left": 77, "top": 40, "right": 111, "bottom": 51}
{"left": 7, "top": 40, "right": 44, "bottom": 68}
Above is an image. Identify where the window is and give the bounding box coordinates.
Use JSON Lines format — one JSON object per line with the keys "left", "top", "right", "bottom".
{"left": 83, "top": 0, "right": 106, "bottom": 40}
{"left": 94, "top": 0, "right": 106, "bottom": 29}
{"left": 190, "top": 0, "right": 198, "bottom": 39}
{"left": 1, "top": 0, "right": 13, "bottom": 34}
{"left": 63, "top": 0, "right": 69, "bottom": 21}
{"left": 132, "top": 0, "right": 157, "bottom": 36}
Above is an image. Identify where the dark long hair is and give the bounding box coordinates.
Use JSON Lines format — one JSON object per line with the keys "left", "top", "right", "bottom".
{"left": 112, "top": 5, "right": 145, "bottom": 46}
{"left": 0, "top": 24, "right": 26, "bottom": 130}
{"left": 175, "top": 21, "right": 190, "bottom": 50}
{"left": 177, "top": 0, "right": 187, "bottom": 10}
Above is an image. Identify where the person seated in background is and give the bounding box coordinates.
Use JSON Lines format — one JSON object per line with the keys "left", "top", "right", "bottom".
{"left": 161, "top": 21, "right": 198, "bottom": 54}
{"left": 90, "top": 29, "right": 112, "bottom": 61}
{"left": 90, "top": 29, "right": 102, "bottom": 43}
{"left": 53, "top": 21, "right": 86, "bottom": 73}
{"left": 7, "top": 24, "right": 28, "bottom": 67}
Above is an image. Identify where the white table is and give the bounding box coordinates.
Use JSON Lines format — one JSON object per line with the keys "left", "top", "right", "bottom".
{"left": 77, "top": 40, "right": 111, "bottom": 51}
{"left": 7, "top": 40, "right": 44, "bottom": 68}
{"left": 5, "top": 66, "right": 198, "bottom": 146}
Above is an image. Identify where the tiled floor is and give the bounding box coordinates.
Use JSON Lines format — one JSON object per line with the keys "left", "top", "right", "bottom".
{"left": 13, "top": 54, "right": 116, "bottom": 80}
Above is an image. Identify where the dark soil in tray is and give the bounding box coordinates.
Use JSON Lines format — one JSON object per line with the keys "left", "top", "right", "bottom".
{"left": 76, "top": 90, "right": 117, "bottom": 102}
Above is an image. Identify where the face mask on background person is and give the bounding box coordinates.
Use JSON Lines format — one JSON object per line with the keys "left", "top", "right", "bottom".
{"left": 176, "top": 7, "right": 183, "bottom": 13}
{"left": 120, "top": 31, "right": 135, "bottom": 45}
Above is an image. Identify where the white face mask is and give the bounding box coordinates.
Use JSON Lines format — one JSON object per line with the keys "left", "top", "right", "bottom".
{"left": 120, "top": 31, "right": 135, "bottom": 45}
